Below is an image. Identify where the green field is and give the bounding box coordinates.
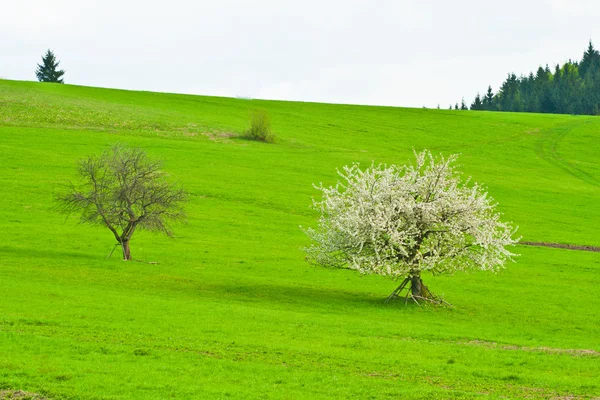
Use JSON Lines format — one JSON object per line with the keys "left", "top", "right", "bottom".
{"left": 1, "top": 79, "right": 599, "bottom": 399}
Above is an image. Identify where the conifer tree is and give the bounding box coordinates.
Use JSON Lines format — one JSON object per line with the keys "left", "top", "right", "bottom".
{"left": 580, "top": 41, "right": 600, "bottom": 78}
{"left": 36, "top": 50, "right": 65, "bottom": 83}
{"left": 554, "top": 64, "right": 562, "bottom": 83}
{"left": 483, "top": 86, "right": 494, "bottom": 110}
{"left": 470, "top": 93, "right": 483, "bottom": 110}
{"left": 536, "top": 66, "right": 550, "bottom": 83}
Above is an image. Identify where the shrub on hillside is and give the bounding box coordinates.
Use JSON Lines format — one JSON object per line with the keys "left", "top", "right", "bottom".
{"left": 244, "top": 110, "right": 275, "bottom": 143}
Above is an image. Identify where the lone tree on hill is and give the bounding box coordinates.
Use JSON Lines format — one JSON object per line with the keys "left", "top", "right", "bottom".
{"left": 303, "top": 150, "right": 519, "bottom": 304}
{"left": 57, "top": 144, "right": 187, "bottom": 260}
{"left": 36, "top": 50, "right": 65, "bottom": 83}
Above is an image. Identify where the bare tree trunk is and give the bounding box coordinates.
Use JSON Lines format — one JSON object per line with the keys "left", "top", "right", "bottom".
{"left": 122, "top": 240, "right": 132, "bottom": 260}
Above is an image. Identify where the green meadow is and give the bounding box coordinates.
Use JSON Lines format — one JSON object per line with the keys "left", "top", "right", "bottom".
{"left": 1, "top": 79, "right": 599, "bottom": 399}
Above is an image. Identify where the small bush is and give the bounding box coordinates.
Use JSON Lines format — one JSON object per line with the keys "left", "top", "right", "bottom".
{"left": 244, "top": 110, "right": 275, "bottom": 143}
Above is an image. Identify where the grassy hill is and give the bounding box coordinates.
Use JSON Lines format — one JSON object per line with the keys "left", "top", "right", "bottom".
{"left": 1, "top": 79, "right": 599, "bottom": 399}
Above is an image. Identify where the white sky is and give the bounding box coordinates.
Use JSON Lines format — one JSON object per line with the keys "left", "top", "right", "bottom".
{"left": 3, "top": 0, "right": 600, "bottom": 108}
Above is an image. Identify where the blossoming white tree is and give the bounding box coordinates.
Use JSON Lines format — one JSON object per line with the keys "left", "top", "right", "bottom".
{"left": 303, "top": 150, "right": 519, "bottom": 304}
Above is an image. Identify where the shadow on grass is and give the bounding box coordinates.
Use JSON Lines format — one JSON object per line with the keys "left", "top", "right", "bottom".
{"left": 202, "top": 281, "right": 422, "bottom": 312}
{"left": 0, "top": 245, "right": 102, "bottom": 262}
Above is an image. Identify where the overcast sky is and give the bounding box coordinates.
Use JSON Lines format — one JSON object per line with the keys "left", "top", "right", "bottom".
{"left": 3, "top": 0, "right": 600, "bottom": 108}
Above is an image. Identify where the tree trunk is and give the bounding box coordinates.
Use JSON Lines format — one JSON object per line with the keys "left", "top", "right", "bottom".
{"left": 410, "top": 273, "right": 423, "bottom": 297}
{"left": 409, "top": 272, "right": 445, "bottom": 304}
{"left": 386, "top": 272, "right": 451, "bottom": 305}
{"left": 122, "top": 240, "right": 132, "bottom": 260}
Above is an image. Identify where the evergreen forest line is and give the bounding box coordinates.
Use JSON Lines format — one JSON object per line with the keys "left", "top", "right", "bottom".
{"left": 463, "top": 41, "right": 600, "bottom": 115}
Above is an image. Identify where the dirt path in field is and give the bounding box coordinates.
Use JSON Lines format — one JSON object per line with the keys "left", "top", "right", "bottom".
{"left": 521, "top": 241, "right": 600, "bottom": 252}
{"left": 462, "top": 339, "right": 600, "bottom": 356}
{"left": 0, "top": 390, "right": 48, "bottom": 399}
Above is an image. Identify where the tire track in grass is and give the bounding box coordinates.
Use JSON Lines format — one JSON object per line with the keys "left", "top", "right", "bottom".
{"left": 521, "top": 241, "right": 600, "bottom": 252}
{"left": 535, "top": 120, "right": 600, "bottom": 187}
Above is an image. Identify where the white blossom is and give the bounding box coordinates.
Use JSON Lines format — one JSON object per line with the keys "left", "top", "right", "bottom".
{"left": 303, "top": 150, "right": 519, "bottom": 280}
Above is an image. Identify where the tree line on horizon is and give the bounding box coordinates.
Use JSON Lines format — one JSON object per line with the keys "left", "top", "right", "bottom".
{"left": 34, "top": 44, "right": 600, "bottom": 115}
{"left": 463, "top": 41, "right": 600, "bottom": 115}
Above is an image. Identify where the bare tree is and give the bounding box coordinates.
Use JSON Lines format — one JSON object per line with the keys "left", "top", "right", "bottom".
{"left": 303, "top": 150, "right": 519, "bottom": 304}
{"left": 58, "top": 144, "right": 186, "bottom": 260}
